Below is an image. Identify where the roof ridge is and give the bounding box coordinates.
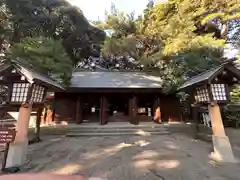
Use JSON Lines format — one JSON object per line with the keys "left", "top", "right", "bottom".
{"left": 74, "top": 68, "right": 152, "bottom": 73}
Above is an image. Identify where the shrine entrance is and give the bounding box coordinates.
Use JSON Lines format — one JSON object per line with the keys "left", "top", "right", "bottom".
{"left": 137, "top": 95, "right": 156, "bottom": 122}
{"left": 107, "top": 93, "right": 130, "bottom": 122}
{"left": 81, "top": 94, "right": 101, "bottom": 123}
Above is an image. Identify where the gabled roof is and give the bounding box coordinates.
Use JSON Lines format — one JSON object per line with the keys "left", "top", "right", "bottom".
{"left": 70, "top": 71, "right": 163, "bottom": 88}
{"left": 179, "top": 61, "right": 240, "bottom": 90}
{"left": 0, "top": 60, "right": 64, "bottom": 91}
{"left": 179, "top": 65, "right": 223, "bottom": 90}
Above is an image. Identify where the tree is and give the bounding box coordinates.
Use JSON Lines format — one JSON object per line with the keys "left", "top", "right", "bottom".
{"left": 0, "top": 0, "right": 106, "bottom": 144}
{"left": 3, "top": 0, "right": 105, "bottom": 65}
{"left": 137, "top": 0, "right": 237, "bottom": 91}
{"left": 0, "top": 0, "right": 11, "bottom": 56}
{"left": 97, "top": 1, "right": 226, "bottom": 91}
{"left": 94, "top": 3, "right": 162, "bottom": 71}
{"left": 9, "top": 36, "right": 73, "bottom": 85}
{"left": 8, "top": 36, "right": 73, "bottom": 143}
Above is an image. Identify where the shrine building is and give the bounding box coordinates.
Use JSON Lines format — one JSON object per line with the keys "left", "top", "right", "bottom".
{"left": 54, "top": 68, "right": 182, "bottom": 125}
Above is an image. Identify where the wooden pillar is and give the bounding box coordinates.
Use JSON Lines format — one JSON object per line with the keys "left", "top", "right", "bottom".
{"left": 128, "top": 97, "right": 132, "bottom": 120}
{"left": 15, "top": 105, "right": 32, "bottom": 142}
{"left": 31, "top": 107, "right": 43, "bottom": 143}
{"left": 76, "top": 98, "right": 83, "bottom": 124}
{"left": 208, "top": 103, "right": 226, "bottom": 137}
{"left": 6, "top": 104, "right": 32, "bottom": 168}
{"left": 42, "top": 107, "right": 47, "bottom": 124}
{"left": 51, "top": 99, "right": 56, "bottom": 123}
{"left": 46, "top": 108, "right": 53, "bottom": 125}
{"left": 129, "top": 96, "right": 138, "bottom": 125}
{"left": 208, "top": 102, "right": 236, "bottom": 162}
{"left": 100, "top": 96, "right": 108, "bottom": 125}
{"left": 153, "top": 98, "right": 161, "bottom": 123}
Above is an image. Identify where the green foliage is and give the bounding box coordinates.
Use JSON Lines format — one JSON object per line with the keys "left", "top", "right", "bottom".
{"left": 230, "top": 85, "right": 240, "bottom": 103}
{"left": 10, "top": 37, "right": 73, "bottom": 85}
{"left": 1, "top": 0, "right": 105, "bottom": 64}
{"left": 101, "top": 36, "right": 139, "bottom": 58}
{"left": 0, "top": 0, "right": 107, "bottom": 86}
{"left": 226, "top": 112, "right": 240, "bottom": 122}
{"left": 98, "top": 0, "right": 235, "bottom": 92}
{"left": 225, "top": 85, "right": 240, "bottom": 126}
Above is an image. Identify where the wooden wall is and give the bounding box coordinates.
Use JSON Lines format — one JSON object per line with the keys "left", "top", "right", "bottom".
{"left": 160, "top": 95, "right": 182, "bottom": 122}
{"left": 54, "top": 92, "right": 182, "bottom": 124}
{"left": 55, "top": 93, "right": 77, "bottom": 123}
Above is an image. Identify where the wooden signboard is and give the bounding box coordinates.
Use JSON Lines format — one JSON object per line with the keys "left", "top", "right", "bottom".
{"left": 0, "top": 128, "right": 16, "bottom": 144}
{"left": 0, "top": 128, "right": 16, "bottom": 171}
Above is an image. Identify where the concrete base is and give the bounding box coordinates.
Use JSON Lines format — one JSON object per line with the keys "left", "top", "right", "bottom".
{"left": 5, "top": 139, "right": 29, "bottom": 168}
{"left": 210, "top": 135, "right": 237, "bottom": 163}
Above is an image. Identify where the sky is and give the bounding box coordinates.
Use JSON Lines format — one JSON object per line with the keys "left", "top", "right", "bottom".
{"left": 68, "top": 0, "right": 161, "bottom": 21}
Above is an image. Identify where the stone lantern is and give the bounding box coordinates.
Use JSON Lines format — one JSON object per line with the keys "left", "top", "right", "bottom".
{"left": 0, "top": 60, "right": 64, "bottom": 168}
{"left": 179, "top": 61, "right": 240, "bottom": 162}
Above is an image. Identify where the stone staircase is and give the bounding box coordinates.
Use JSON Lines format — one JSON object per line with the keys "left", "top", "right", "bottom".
{"left": 66, "top": 123, "right": 170, "bottom": 137}
{"left": 108, "top": 112, "right": 129, "bottom": 122}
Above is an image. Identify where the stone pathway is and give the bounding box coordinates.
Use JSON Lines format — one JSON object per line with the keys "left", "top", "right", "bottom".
{"left": 21, "top": 133, "right": 240, "bottom": 180}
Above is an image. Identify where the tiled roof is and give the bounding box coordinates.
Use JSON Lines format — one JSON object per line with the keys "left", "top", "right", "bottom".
{"left": 70, "top": 71, "right": 163, "bottom": 88}
{"left": 0, "top": 60, "right": 64, "bottom": 91}
{"left": 179, "top": 61, "right": 240, "bottom": 90}
{"left": 179, "top": 66, "right": 223, "bottom": 90}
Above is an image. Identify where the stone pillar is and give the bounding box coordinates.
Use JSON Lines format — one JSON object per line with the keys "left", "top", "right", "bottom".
{"left": 208, "top": 102, "right": 236, "bottom": 162}
{"left": 6, "top": 104, "right": 32, "bottom": 168}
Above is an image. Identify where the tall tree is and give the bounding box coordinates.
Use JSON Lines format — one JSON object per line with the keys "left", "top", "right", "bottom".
{"left": 97, "top": 0, "right": 240, "bottom": 92}
{"left": 3, "top": 0, "right": 105, "bottom": 65}
{"left": 9, "top": 36, "right": 73, "bottom": 85}
{"left": 0, "top": 0, "right": 11, "bottom": 56}
{"left": 137, "top": 0, "right": 233, "bottom": 91}
{"left": 94, "top": 3, "right": 161, "bottom": 70}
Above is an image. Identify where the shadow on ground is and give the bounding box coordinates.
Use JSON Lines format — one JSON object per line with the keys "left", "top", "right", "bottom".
{"left": 22, "top": 132, "right": 240, "bottom": 180}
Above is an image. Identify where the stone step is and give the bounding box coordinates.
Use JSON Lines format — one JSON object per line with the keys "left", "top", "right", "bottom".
{"left": 68, "top": 128, "right": 167, "bottom": 133}
{"left": 67, "top": 124, "right": 165, "bottom": 130}
{"left": 66, "top": 131, "right": 170, "bottom": 137}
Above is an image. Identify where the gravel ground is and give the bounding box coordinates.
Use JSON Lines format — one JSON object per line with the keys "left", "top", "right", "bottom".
{"left": 21, "top": 134, "right": 240, "bottom": 180}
